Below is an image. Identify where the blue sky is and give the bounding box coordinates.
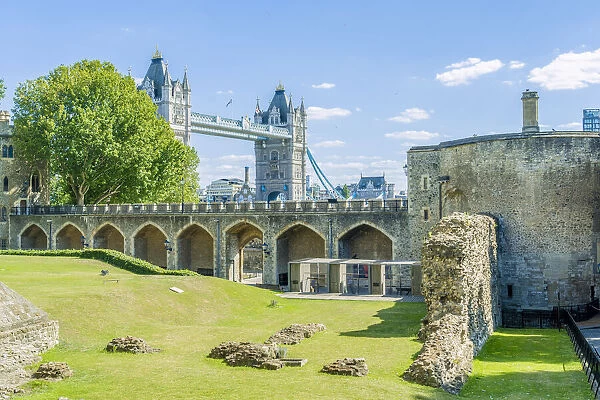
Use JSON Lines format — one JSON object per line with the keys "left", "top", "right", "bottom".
{"left": 3, "top": 1, "right": 600, "bottom": 191}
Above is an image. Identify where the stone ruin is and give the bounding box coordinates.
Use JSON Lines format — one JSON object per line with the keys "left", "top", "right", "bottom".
{"left": 106, "top": 336, "right": 160, "bottom": 354}
{"left": 32, "top": 362, "right": 72, "bottom": 380}
{"left": 265, "top": 323, "right": 326, "bottom": 345}
{"left": 321, "top": 358, "right": 368, "bottom": 377}
{"left": 0, "top": 282, "right": 59, "bottom": 398}
{"left": 209, "top": 323, "right": 325, "bottom": 370}
{"left": 404, "top": 213, "right": 499, "bottom": 394}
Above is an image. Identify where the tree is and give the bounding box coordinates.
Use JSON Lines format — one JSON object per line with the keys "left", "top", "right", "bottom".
{"left": 0, "top": 78, "right": 5, "bottom": 100}
{"left": 342, "top": 184, "right": 351, "bottom": 199}
{"left": 13, "top": 60, "right": 199, "bottom": 205}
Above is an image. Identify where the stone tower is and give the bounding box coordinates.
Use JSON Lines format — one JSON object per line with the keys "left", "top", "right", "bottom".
{"left": 521, "top": 89, "right": 539, "bottom": 133}
{"left": 138, "top": 48, "right": 192, "bottom": 145}
{"left": 253, "top": 83, "right": 307, "bottom": 201}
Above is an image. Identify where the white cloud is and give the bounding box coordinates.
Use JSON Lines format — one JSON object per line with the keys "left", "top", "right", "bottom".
{"left": 436, "top": 57, "right": 504, "bottom": 86}
{"left": 313, "top": 140, "right": 345, "bottom": 148}
{"left": 502, "top": 80, "right": 514, "bottom": 86}
{"left": 528, "top": 49, "right": 600, "bottom": 90}
{"left": 389, "top": 107, "right": 431, "bottom": 123}
{"left": 355, "top": 107, "right": 362, "bottom": 112}
{"left": 311, "top": 82, "right": 335, "bottom": 89}
{"left": 556, "top": 121, "right": 581, "bottom": 130}
{"left": 307, "top": 106, "right": 352, "bottom": 120}
{"left": 384, "top": 130, "right": 440, "bottom": 140}
{"left": 216, "top": 90, "right": 234, "bottom": 95}
{"left": 217, "top": 154, "right": 254, "bottom": 162}
{"left": 320, "top": 162, "right": 367, "bottom": 170}
{"left": 509, "top": 60, "right": 525, "bottom": 69}
{"left": 121, "top": 27, "right": 133, "bottom": 33}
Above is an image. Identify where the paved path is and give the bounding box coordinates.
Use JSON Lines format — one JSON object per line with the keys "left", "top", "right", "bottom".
{"left": 578, "top": 314, "right": 600, "bottom": 354}
{"left": 278, "top": 292, "right": 424, "bottom": 302}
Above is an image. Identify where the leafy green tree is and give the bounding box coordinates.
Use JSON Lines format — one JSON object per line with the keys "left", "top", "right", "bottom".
{"left": 0, "top": 78, "right": 5, "bottom": 100}
{"left": 13, "top": 60, "right": 199, "bottom": 205}
{"left": 342, "top": 184, "right": 351, "bottom": 199}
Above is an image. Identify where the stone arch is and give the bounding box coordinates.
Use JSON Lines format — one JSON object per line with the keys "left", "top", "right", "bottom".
{"left": 276, "top": 223, "right": 326, "bottom": 279}
{"left": 92, "top": 223, "right": 125, "bottom": 252}
{"left": 176, "top": 223, "right": 214, "bottom": 275}
{"left": 20, "top": 224, "right": 47, "bottom": 250}
{"left": 337, "top": 222, "right": 393, "bottom": 260}
{"left": 56, "top": 223, "right": 85, "bottom": 250}
{"left": 267, "top": 191, "right": 284, "bottom": 202}
{"left": 133, "top": 223, "right": 168, "bottom": 268}
{"left": 225, "top": 221, "right": 264, "bottom": 283}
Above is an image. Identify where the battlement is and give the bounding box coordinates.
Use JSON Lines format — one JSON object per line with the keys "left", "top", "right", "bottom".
{"left": 11, "top": 198, "right": 407, "bottom": 216}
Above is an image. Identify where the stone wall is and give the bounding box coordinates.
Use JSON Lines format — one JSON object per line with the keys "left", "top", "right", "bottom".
{"left": 0, "top": 282, "right": 59, "bottom": 394}
{"left": 404, "top": 213, "right": 498, "bottom": 394}
{"left": 408, "top": 132, "right": 600, "bottom": 309}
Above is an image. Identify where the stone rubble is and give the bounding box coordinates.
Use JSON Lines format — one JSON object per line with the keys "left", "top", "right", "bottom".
{"left": 208, "top": 341, "right": 282, "bottom": 369}
{"left": 32, "top": 361, "right": 72, "bottom": 380}
{"left": 105, "top": 336, "right": 160, "bottom": 354}
{"left": 321, "top": 358, "right": 368, "bottom": 377}
{"left": 265, "top": 323, "right": 326, "bottom": 345}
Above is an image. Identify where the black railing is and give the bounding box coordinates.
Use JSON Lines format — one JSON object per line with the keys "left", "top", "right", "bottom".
{"left": 502, "top": 309, "right": 558, "bottom": 328}
{"left": 564, "top": 308, "right": 600, "bottom": 399}
{"left": 11, "top": 199, "right": 408, "bottom": 216}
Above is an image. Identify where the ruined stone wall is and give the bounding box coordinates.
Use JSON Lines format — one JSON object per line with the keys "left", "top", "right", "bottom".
{"left": 408, "top": 132, "right": 600, "bottom": 309}
{"left": 0, "top": 282, "right": 59, "bottom": 393}
{"left": 404, "top": 213, "right": 498, "bottom": 394}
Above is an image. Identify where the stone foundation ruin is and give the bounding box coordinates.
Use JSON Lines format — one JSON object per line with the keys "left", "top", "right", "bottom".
{"left": 0, "top": 282, "right": 59, "bottom": 397}
{"left": 404, "top": 213, "right": 499, "bottom": 394}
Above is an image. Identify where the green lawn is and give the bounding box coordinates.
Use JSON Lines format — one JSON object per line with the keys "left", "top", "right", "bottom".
{"left": 0, "top": 255, "right": 593, "bottom": 400}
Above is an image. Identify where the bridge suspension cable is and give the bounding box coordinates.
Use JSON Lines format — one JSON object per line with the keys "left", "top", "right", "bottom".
{"left": 306, "top": 148, "right": 345, "bottom": 199}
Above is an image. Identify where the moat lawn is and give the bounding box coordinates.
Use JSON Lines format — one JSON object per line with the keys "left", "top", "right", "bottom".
{"left": 1, "top": 255, "right": 592, "bottom": 400}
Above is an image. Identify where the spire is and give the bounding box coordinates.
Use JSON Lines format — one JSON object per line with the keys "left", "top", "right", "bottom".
{"left": 288, "top": 95, "right": 294, "bottom": 115}
{"left": 276, "top": 81, "right": 285, "bottom": 91}
{"left": 163, "top": 62, "right": 171, "bottom": 86}
{"left": 255, "top": 97, "right": 261, "bottom": 115}
{"left": 183, "top": 65, "right": 190, "bottom": 90}
{"left": 152, "top": 45, "right": 162, "bottom": 59}
{"left": 300, "top": 96, "right": 306, "bottom": 114}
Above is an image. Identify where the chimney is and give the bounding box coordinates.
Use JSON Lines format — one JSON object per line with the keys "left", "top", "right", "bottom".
{"left": 521, "top": 89, "right": 539, "bottom": 133}
{"left": 244, "top": 166, "right": 249, "bottom": 184}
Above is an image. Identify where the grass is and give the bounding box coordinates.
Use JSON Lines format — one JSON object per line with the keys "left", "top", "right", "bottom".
{"left": 0, "top": 255, "right": 593, "bottom": 400}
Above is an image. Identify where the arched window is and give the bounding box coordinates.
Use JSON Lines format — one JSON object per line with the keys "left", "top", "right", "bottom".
{"left": 270, "top": 151, "right": 279, "bottom": 161}
{"left": 8, "top": 145, "right": 13, "bottom": 158}
{"left": 31, "top": 173, "right": 40, "bottom": 193}
{"left": 2, "top": 177, "right": 7, "bottom": 192}
{"left": 1, "top": 207, "right": 6, "bottom": 222}
{"left": 1, "top": 145, "right": 7, "bottom": 158}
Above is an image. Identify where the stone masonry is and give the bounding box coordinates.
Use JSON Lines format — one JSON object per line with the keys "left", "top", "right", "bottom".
{"left": 404, "top": 213, "right": 498, "bottom": 394}
{"left": 0, "top": 282, "right": 59, "bottom": 395}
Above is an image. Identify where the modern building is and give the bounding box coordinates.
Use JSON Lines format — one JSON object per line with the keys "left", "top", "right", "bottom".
{"left": 205, "top": 178, "right": 244, "bottom": 203}
{"left": 583, "top": 109, "right": 600, "bottom": 132}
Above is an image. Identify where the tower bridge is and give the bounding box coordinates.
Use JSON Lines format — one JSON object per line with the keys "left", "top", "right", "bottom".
{"left": 10, "top": 199, "right": 410, "bottom": 286}
{"left": 138, "top": 50, "right": 307, "bottom": 202}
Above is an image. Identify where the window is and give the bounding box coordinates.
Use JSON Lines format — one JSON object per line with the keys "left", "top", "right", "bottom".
{"left": 31, "top": 174, "right": 40, "bottom": 193}
{"left": 422, "top": 175, "right": 429, "bottom": 190}
{"left": 279, "top": 171, "right": 285, "bottom": 179}
{"left": 8, "top": 145, "right": 13, "bottom": 158}
{"left": 0, "top": 239, "right": 6, "bottom": 250}
{"left": 507, "top": 284, "right": 513, "bottom": 298}
{"left": 270, "top": 151, "right": 279, "bottom": 161}
{"left": 282, "top": 152, "right": 287, "bottom": 160}
{"left": 266, "top": 173, "right": 270, "bottom": 179}
{"left": 1, "top": 145, "right": 6, "bottom": 158}
{"left": 0, "top": 207, "right": 6, "bottom": 221}
{"left": 423, "top": 207, "right": 430, "bottom": 221}
{"left": 3, "top": 177, "right": 7, "bottom": 192}
{"left": 263, "top": 154, "right": 267, "bottom": 161}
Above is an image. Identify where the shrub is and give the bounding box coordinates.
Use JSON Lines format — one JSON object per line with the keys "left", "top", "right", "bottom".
{"left": 0, "top": 249, "right": 197, "bottom": 276}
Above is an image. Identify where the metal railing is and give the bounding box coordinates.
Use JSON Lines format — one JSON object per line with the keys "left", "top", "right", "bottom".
{"left": 11, "top": 199, "right": 408, "bottom": 216}
{"left": 563, "top": 307, "right": 600, "bottom": 399}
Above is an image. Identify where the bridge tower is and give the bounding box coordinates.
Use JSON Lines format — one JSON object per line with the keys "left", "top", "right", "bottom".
{"left": 138, "top": 48, "right": 192, "bottom": 145}
{"left": 253, "top": 83, "right": 307, "bottom": 201}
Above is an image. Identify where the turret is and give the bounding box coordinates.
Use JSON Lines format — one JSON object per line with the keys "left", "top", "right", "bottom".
{"left": 254, "top": 97, "right": 262, "bottom": 123}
